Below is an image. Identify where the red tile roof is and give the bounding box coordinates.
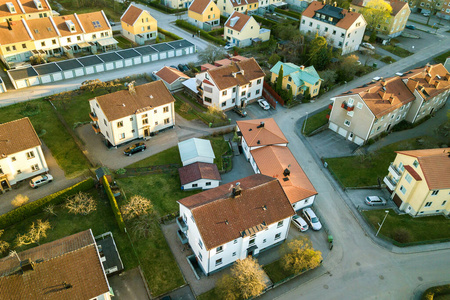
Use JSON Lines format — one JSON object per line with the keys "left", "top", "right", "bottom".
{"left": 178, "top": 174, "right": 295, "bottom": 250}
{"left": 178, "top": 162, "right": 221, "bottom": 185}
{"left": 228, "top": 0, "right": 258, "bottom": 8}
{"left": 237, "top": 118, "right": 288, "bottom": 147}
{"left": 155, "top": 66, "right": 189, "bottom": 85}
{"left": 76, "top": 10, "right": 110, "bottom": 33}
{"left": 0, "top": 117, "right": 41, "bottom": 157}
{"left": 26, "top": 17, "right": 59, "bottom": 40}
{"left": 0, "top": 19, "right": 32, "bottom": 45}
{"left": 225, "top": 11, "right": 252, "bottom": 32}
{"left": 52, "top": 14, "right": 83, "bottom": 37}
{"left": 121, "top": 4, "right": 146, "bottom": 26}
{"left": 20, "top": 0, "right": 51, "bottom": 14}
{"left": 302, "top": 1, "right": 363, "bottom": 30}
{"left": 189, "top": 0, "right": 214, "bottom": 14}
{"left": 404, "top": 64, "right": 450, "bottom": 101}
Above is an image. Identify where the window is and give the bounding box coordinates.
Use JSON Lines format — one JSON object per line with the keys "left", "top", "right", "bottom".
{"left": 425, "top": 202, "right": 432, "bottom": 207}
{"left": 442, "top": 201, "right": 447, "bottom": 206}
{"left": 232, "top": 252, "right": 236, "bottom": 256}
{"left": 275, "top": 233, "right": 281, "bottom": 240}
{"left": 205, "top": 97, "right": 212, "bottom": 103}
{"left": 31, "top": 164, "right": 39, "bottom": 171}
{"left": 221, "top": 102, "right": 226, "bottom": 107}
{"left": 120, "top": 133, "right": 125, "bottom": 139}
{"left": 52, "top": 39, "right": 56, "bottom": 45}
{"left": 257, "top": 79, "right": 261, "bottom": 84}
{"left": 215, "top": 258, "right": 223, "bottom": 266}
{"left": 405, "top": 174, "right": 412, "bottom": 183}
{"left": 142, "top": 118, "right": 148, "bottom": 125}
{"left": 249, "top": 236, "right": 255, "bottom": 245}
{"left": 332, "top": 30, "right": 336, "bottom": 35}
{"left": 0, "top": 168, "right": 3, "bottom": 174}
{"left": 302, "top": 19, "right": 305, "bottom": 24}
{"left": 22, "top": 43, "right": 27, "bottom": 49}
{"left": 277, "top": 220, "right": 283, "bottom": 228}
{"left": 344, "top": 119, "right": 351, "bottom": 127}
{"left": 247, "top": 92, "right": 251, "bottom": 97}
{"left": 356, "top": 102, "right": 363, "bottom": 109}
{"left": 340, "top": 33, "right": 345, "bottom": 38}
{"left": 198, "top": 239, "right": 203, "bottom": 249}
{"left": 164, "top": 118, "right": 170, "bottom": 124}
{"left": 263, "top": 239, "right": 266, "bottom": 243}
{"left": 338, "top": 42, "right": 343, "bottom": 47}
{"left": 104, "top": 119, "right": 107, "bottom": 126}
{"left": 6, "top": 46, "right": 10, "bottom": 52}
{"left": 92, "top": 34, "right": 96, "bottom": 39}
{"left": 316, "top": 24, "right": 320, "bottom": 29}
{"left": 77, "top": 36, "right": 81, "bottom": 41}
{"left": 11, "top": 156, "right": 16, "bottom": 162}
{"left": 216, "top": 246, "right": 223, "bottom": 253}
{"left": 309, "top": 22, "right": 312, "bottom": 27}
{"left": 256, "top": 89, "right": 260, "bottom": 95}
{"left": 17, "top": 169, "right": 22, "bottom": 174}
{"left": 163, "top": 106, "right": 169, "bottom": 113}
{"left": 325, "top": 27, "right": 328, "bottom": 32}
{"left": 241, "top": 91, "right": 245, "bottom": 96}
{"left": 26, "top": 151, "right": 35, "bottom": 159}
{"left": 67, "top": 37, "right": 71, "bottom": 43}
{"left": 199, "top": 253, "right": 203, "bottom": 261}
{"left": 400, "top": 185, "right": 406, "bottom": 195}
{"left": 117, "top": 121, "right": 123, "bottom": 128}
{"left": 398, "top": 162, "right": 404, "bottom": 172}
{"left": 155, "top": 121, "right": 158, "bottom": 125}
{"left": 147, "top": 25, "right": 150, "bottom": 30}
{"left": 192, "top": 183, "right": 198, "bottom": 187}
{"left": 233, "top": 87, "right": 236, "bottom": 92}
{"left": 206, "top": 182, "right": 211, "bottom": 186}
{"left": 41, "top": 41, "right": 45, "bottom": 47}
{"left": 232, "top": 98, "right": 235, "bottom": 103}
{"left": 233, "top": 239, "right": 238, "bottom": 244}
{"left": 413, "top": 160, "right": 419, "bottom": 168}
{"left": 431, "top": 190, "right": 439, "bottom": 196}
{"left": 222, "top": 90, "right": 227, "bottom": 96}
{"left": 347, "top": 111, "right": 354, "bottom": 117}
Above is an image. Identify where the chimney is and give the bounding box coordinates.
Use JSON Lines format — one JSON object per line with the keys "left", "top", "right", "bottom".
{"left": 20, "top": 259, "right": 34, "bottom": 273}
{"left": 256, "top": 121, "right": 265, "bottom": 128}
{"left": 406, "top": 79, "right": 419, "bottom": 92}
{"left": 232, "top": 182, "right": 242, "bottom": 198}
{"left": 283, "top": 168, "right": 290, "bottom": 177}
{"left": 300, "top": 65, "right": 305, "bottom": 70}
{"left": 6, "top": 19, "right": 12, "bottom": 30}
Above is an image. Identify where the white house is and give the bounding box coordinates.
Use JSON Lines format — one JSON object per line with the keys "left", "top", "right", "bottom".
{"left": 153, "top": 66, "right": 189, "bottom": 92}
{"left": 178, "top": 138, "right": 215, "bottom": 166}
{"left": 195, "top": 57, "right": 265, "bottom": 111}
{"left": 224, "top": 11, "right": 271, "bottom": 47}
{"left": 236, "top": 118, "right": 288, "bottom": 162}
{"left": 177, "top": 174, "right": 295, "bottom": 275}
{"left": 0, "top": 117, "right": 48, "bottom": 192}
{"left": 299, "top": 1, "right": 367, "bottom": 55}
{"left": 178, "top": 162, "right": 221, "bottom": 190}
{"left": 89, "top": 80, "right": 176, "bottom": 147}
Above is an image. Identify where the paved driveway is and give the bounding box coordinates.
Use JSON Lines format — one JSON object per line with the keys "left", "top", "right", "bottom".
{"left": 108, "top": 268, "right": 150, "bottom": 300}
{"left": 220, "top": 153, "right": 255, "bottom": 184}
{"left": 345, "top": 188, "right": 396, "bottom": 211}
{"left": 306, "top": 129, "right": 359, "bottom": 158}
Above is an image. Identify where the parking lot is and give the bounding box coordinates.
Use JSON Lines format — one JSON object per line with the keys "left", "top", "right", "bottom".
{"left": 307, "top": 129, "right": 359, "bottom": 159}
{"left": 226, "top": 100, "right": 285, "bottom": 123}
{"left": 345, "top": 188, "right": 396, "bottom": 211}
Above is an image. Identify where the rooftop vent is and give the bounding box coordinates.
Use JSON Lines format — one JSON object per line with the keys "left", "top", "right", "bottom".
{"left": 262, "top": 205, "right": 267, "bottom": 210}
{"left": 283, "top": 168, "right": 290, "bottom": 177}
{"left": 256, "top": 121, "right": 265, "bottom": 128}
{"left": 257, "top": 140, "right": 260, "bottom": 144}
{"left": 33, "top": 0, "right": 43, "bottom": 10}
{"left": 232, "top": 182, "right": 242, "bottom": 198}
{"left": 20, "top": 259, "right": 34, "bottom": 273}
{"left": 6, "top": 2, "right": 16, "bottom": 14}
{"left": 230, "top": 16, "right": 240, "bottom": 27}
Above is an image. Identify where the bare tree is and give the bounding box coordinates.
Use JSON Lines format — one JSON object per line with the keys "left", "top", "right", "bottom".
{"left": 11, "top": 194, "right": 29, "bottom": 207}
{"left": 281, "top": 236, "right": 322, "bottom": 274}
{"left": 121, "top": 195, "right": 154, "bottom": 221}
{"left": 43, "top": 204, "right": 57, "bottom": 216}
{"left": 65, "top": 192, "right": 97, "bottom": 215}
{"left": 198, "top": 45, "right": 226, "bottom": 64}
{"left": 0, "top": 230, "right": 9, "bottom": 255}
{"left": 16, "top": 220, "right": 51, "bottom": 247}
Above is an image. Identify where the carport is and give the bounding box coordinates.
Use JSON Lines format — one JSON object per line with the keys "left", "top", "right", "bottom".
{"left": 167, "top": 40, "right": 195, "bottom": 56}
{"left": 34, "top": 63, "right": 63, "bottom": 84}
{"left": 134, "top": 46, "right": 158, "bottom": 63}
{"left": 97, "top": 37, "right": 119, "bottom": 52}
{"left": 8, "top": 67, "right": 39, "bottom": 89}
{"left": 97, "top": 52, "right": 123, "bottom": 70}
{"left": 57, "top": 59, "right": 85, "bottom": 79}
{"left": 116, "top": 49, "right": 142, "bottom": 67}
{"left": 78, "top": 55, "right": 105, "bottom": 74}
{"left": 152, "top": 43, "right": 174, "bottom": 59}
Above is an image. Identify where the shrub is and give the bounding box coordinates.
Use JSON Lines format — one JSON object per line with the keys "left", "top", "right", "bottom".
{"left": 158, "top": 27, "right": 182, "bottom": 40}
{"left": 380, "top": 56, "right": 395, "bottom": 63}
{"left": 102, "top": 176, "right": 126, "bottom": 232}
{"left": 391, "top": 227, "right": 412, "bottom": 243}
{"left": 392, "top": 120, "right": 414, "bottom": 132}
{"left": 148, "top": 1, "right": 187, "bottom": 14}
{"left": 274, "top": 8, "right": 301, "bottom": 19}
{"left": 65, "top": 192, "right": 97, "bottom": 215}
{"left": 175, "top": 20, "right": 226, "bottom": 45}
{"left": 253, "top": 15, "right": 277, "bottom": 27}
{"left": 11, "top": 194, "right": 29, "bottom": 207}
{"left": 0, "top": 178, "right": 94, "bottom": 229}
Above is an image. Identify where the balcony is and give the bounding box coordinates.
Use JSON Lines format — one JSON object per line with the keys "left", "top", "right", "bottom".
{"left": 341, "top": 102, "right": 354, "bottom": 111}
{"left": 177, "top": 230, "right": 188, "bottom": 244}
{"left": 177, "top": 216, "right": 188, "bottom": 232}
{"left": 91, "top": 123, "right": 100, "bottom": 134}
{"left": 383, "top": 176, "right": 397, "bottom": 191}
{"left": 388, "top": 163, "right": 402, "bottom": 181}
{"left": 89, "top": 112, "right": 98, "bottom": 121}
{"left": 328, "top": 104, "right": 333, "bottom": 109}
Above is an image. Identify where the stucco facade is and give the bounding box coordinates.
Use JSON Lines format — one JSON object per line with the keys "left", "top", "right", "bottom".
{"left": 121, "top": 5, "right": 157, "bottom": 45}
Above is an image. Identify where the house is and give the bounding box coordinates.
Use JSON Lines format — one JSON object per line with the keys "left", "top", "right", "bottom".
{"left": 250, "top": 145, "right": 318, "bottom": 211}
{"left": 178, "top": 138, "right": 215, "bottom": 166}
{"left": 219, "top": 0, "right": 259, "bottom": 17}
{"left": 188, "top": 0, "right": 220, "bottom": 30}
{"left": 179, "top": 161, "right": 221, "bottom": 190}
{"left": 224, "top": 11, "right": 270, "bottom": 47}
{"left": 26, "top": 17, "right": 61, "bottom": 57}
{"left": 270, "top": 61, "right": 322, "bottom": 98}
{"left": 350, "top": 0, "right": 410, "bottom": 38}
{"left": 236, "top": 118, "right": 288, "bottom": 162}
{"left": 0, "top": 229, "right": 112, "bottom": 299}
{"left": 0, "top": 19, "right": 35, "bottom": 64}
{"left": 76, "top": 11, "right": 116, "bottom": 52}
{"left": 299, "top": 1, "right": 367, "bottom": 55}
{"left": 437, "top": 1, "right": 450, "bottom": 20}
{"left": 0, "top": 0, "right": 53, "bottom": 23}
{"left": 328, "top": 76, "right": 416, "bottom": 145}
{"left": 165, "top": 0, "right": 193, "bottom": 9}
{"left": 51, "top": 14, "right": 89, "bottom": 55}
{"left": 195, "top": 57, "right": 265, "bottom": 111}
{"left": 177, "top": 174, "right": 295, "bottom": 275}
{"left": 0, "top": 117, "right": 48, "bottom": 192}
{"left": 384, "top": 148, "right": 450, "bottom": 216}
{"left": 89, "top": 81, "right": 176, "bottom": 147}
{"left": 121, "top": 4, "right": 157, "bottom": 45}
{"left": 153, "top": 66, "right": 189, "bottom": 92}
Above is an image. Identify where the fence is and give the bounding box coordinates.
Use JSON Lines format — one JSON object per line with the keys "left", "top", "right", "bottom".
{"left": 263, "top": 81, "right": 283, "bottom": 107}
{"left": 115, "top": 164, "right": 180, "bottom": 178}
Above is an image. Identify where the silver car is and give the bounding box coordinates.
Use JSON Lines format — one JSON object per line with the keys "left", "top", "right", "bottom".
{"left": 29, "top": 174, "right": 53, "bottom": 188}
{"left": 365, "top": 196, "right": 387, "bottom": 206}
{"left": 291, "top": 215, "right": 309, "bottom": 232}
{"left": 303, "top": 207, "right": 322, "bottom": 231}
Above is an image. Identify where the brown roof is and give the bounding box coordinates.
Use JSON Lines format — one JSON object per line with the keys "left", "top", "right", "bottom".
{"left": 302, "top": 1, "right": 363, "bottom": 30}
{"left": 404, "top": 165, "right": 422, "bottom": 181}
{"left": 390, "top": 1, "right": 409, "bottom": 16}
{"left": 214, "top": 58, "right": 232, "bottom": 66}
{"left": 251, "top": 146, "right": 317, "bottom": 204}
{"left": 0, "top": 117, "right": 41, "bottom": 157}
{"left": 178, "top": 162, "right": 221, "bottom": 185}
{"left": 26, "top": 17, "right": 58, "bottom": 40}
{"left": 396, "top": 148, "right": 450, "bottom": 190}
{"left": 0, "top": 230, "right": 109, "bottom": 300}
{"left": 338, "top": 76, "right": 415, "bottom": 118}
{"left": 205, "top": 57, "right": 264, "bottom": 90}
{"left": 228, "top": 0, "right": 258, "bottom": 8}
{"left": 178, "top": 174, "right": 295, "bottom": 250}
{"left": 236, "top": 118, "right": 288, "bottom": 147}
{"left": 225, "top": 11, "right": 252, "bottom": 32}
{"left": 20, "top": 0, "right": 51, "bottom": 14}
{"left": 404, "top": 64, "right": 450, "bottom": 101}
{"left": 76, "top": 11, "right": 109, "bottom": 33}
{"left": 0, "top": 0, "right": 23, "bottom": 17}
{"left": 0, "top": 19, "right": 32, "bottom": 45}
{"left": 94, "top": 80, "right": 175, "bottom": 121}
{"left": 52, "top": 14, "right": 83, "bottom": 37}
{"left": 189, "top": 0, "right": 214, "bottom": 14}
{"left": 121, "top": 4, "right": 147, "bottom": 26}
{"left": 155, "top": 66, "right": 189, "bottom": 85}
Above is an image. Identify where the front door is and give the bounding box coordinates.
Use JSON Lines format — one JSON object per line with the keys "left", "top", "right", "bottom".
{"left": 1, "top": 178, "right": 10, "bottom": 190}
{"left": 247, "top": 250, "right": 253, "bottom": 257}
{"left": 386, "top": 124, "right": 391, "bottom": 131}
{"left": 347, "top": 132, "right": 354, "bottom": 141}
{"left": 144, "top": 128, "right": 150, "bottom": 137}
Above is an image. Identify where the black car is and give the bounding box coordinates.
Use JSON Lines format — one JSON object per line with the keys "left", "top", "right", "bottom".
{"left": 124, "top": 142, "right": 147, "bottom": 156}
{"left": 233, "top": 106, "right": 247, "bottom": 117}
{"left": 178, "top": 64, "right": 189, "bottom": 72}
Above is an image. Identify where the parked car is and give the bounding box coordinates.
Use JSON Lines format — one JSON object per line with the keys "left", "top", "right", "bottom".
{"left": 224, "top": 43, "right": 235, "bottom": 50}
{"left": 395, "top": 72, "right": 404, "bottom": 76}
{"left": 170, "top": 65, "right": 178, "bottom": 70}
{"left": 302, "top": 207, "right": 322, "bottom": 230}
{"left": 365, "top": 196, "right": 387, "bottom": 206}
{"left": 233, "top": 106, "right": 247, "bottom": 117}
{"left": 361, "top": 42, "right": 375, "bottom": 50}
{"left": 405, "top": 24, "right": 415, "bottom": 30}
{"left": 29, "top": 174, "right": 53, "bottom": 188}
{"left": 291, "top": 215, "right": 309, "bottom": 232}
{"left": 178, "top": 64, "right": 189, "bottom": 72}
{"left": 124, "top": 142, "right": 147, "bottom": 156}
{"left": 422, "top": 12, "right": 430, "bottom": 17}
{"left": 257, "top": 99, "right": 270, "bottom": 110}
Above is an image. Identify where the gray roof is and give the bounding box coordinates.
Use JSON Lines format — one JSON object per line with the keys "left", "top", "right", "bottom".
{"left": 167, "top": 40, "right": 194, "bottom": 49}
{"left": 56, "top": 59, "right": 84, "bottom": 71}
{"left": 78, "top": 55, "right": 103, "bottom": 67}
{"left": 316, "top": 4, "right": 344, "bottom": 19}
{"left": 95, "top": 233, "right": 124, "bottom": 275}
{"left": 134, "top": 46, "right": 158, "bottom": 55}
{"left": 97, "top": 52, "right": 122, "bottom": 63}
{"left": 152, "top": 43, "right": 174, "bottom": 52}
{"left": 8, "top": 67, "right": 38, "bottom": 80}
{"left": 178, "top": 138, "right": 215, "bottom": 163}
{"left": 33, "top": 63, "right": 62, "bottom": 75}
{"left": 117, "top": 49, "right": 141, "bottom": 59}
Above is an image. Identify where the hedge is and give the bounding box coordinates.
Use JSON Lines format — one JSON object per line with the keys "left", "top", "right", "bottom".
{"left": 175, "top": 20, "right": 226, "bottom": 45}
{"left": 147, "top": 1, "right": 187, "bottom": 14}
{"left": 253, "top": 15, "right": 277, "bottom": 27}
{"left": 274, "top": 8, "right": 301, "bottom": 19}
{"left": 158, "top": 27, "right": 182, "bottom": 40}
{"left": 102, "top": 176, "right": 126, "bottom": 232}
{"left": 422, "top": 284, "right": 450, "bottom": 300}
{"left": 0, "top": 178, "right": 95, "bottom": 229}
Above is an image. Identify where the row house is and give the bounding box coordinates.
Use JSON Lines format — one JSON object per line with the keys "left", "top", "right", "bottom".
{"left": 121, "top": 4, "right": 158, "bottom": 45}
{"left": 164, "top": 0, "right": 193, "bottom": 9}
{"left": 300, "top": 1, "right": 367, "bottom": 55}
{"left": 188, "top": 0, "right": 220, "bottom": 31}
{"left": 195, "top": 57, "right": 265, "bottom": 111}
{"left": 0, "top": 0, "right": 53, "bottom": 23}
{"left": 384, "top": 148, "right": 450, "bottom": 217}
{"left": 259, "top": 0, "right": 284, "bottom": 8}
{"left": 177, "top": 174, "right": 295, "bottom": 275}
{"left": 437, "top": 1, "right": 450, "bottom": 20}
{"left": 0, "top": 117, "right": 48, "bottom": 192}
{"left": 89, "top": 80, "right": 175, "bottom": 147}
{"left": 224, "top": 11, "right": 270, "bottom": 47}
{"left": 219, "top": 0, "right": 259, "bottom": 17}
{"left": 0, "top": 10, "right": 114, "bottom": 65}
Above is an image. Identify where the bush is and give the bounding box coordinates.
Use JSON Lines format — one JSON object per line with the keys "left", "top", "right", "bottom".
{"left": 11, "top": 194, "right": 29, "bottom": 207}
{"left": 274, "top": 8, "right": 301, "bottom": 19}
{"left": 392, "top": 120, "right": 414, "bottom": 132}
{"left": 422, "top": 284, "right": 450, "bottom": 300}
{"left": 380, "top": 56, "right": 396, "bottom": 63}
{"left": 0, "top": 178, "right": 94, "bottom": 229}
{"left": 175, "top": 20, "right": 226, "bottom": 45}
{"left": 102, "top": 176, "right": 126, "bottom": 232}
{"left": 253, "top": 15, "right": 277, "bottom": 27}
{"left": 391, "top": 227, "right": 412, "bottom": 243}
{"left": 158, "top": 27, "right": 182, "bottom": 40}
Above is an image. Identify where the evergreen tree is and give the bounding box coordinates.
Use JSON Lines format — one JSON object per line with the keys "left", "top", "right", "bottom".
{"left": 276, "top": 65, "right": 284, "bottom": 92}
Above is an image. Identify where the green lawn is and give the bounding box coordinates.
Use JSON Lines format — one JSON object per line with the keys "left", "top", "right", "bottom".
{"left": 325, "top": 136, "right": 442, "bottom": 188}
{"left": 205, "top": 136, "right": 232, "bottom": 171}
{"left": 128, "top": 146, "right": 181, "bottom": 168}
{"left": 54, "top": 0, "right": 126, "bottom": 21}
{"left": 434, "top": 50, "right": 450, "bottom": 64}
{"left": 197, "top": 288, "right": 219, "bottom": 300}
{"left": 114, "top": 35, "right": 134, "bottom": 49}
{"left": 380, "top": 45, "right": 413, "bottom": 58}
{"left": 263, "top": 259, "right": 294, "bottom": 283}
{"left": 302, "top": 109, "right": 331, "bottom": 136}
{"left": 174, "top": 96, "right": 198, "bottom": 121}
{"left": 363, "top": 209, "right": 450, "bottom": 245}
{"left": 380, "top": 56, "right": 396, "bottom": 64}
{"left": 0, "top": 100, "right": 90, "bottom": 178}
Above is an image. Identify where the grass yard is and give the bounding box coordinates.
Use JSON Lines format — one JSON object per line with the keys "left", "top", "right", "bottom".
{"left": 302, "top": 109, "right": 331, "bottom": 136}
{"left": 434, "top": 50, "right": 450, "bottom": 64}
{"left": 114, "top": 35, "right": 134, "bottom": 49}
{"left": 363, "top": 209, "right": 450, "bottom": 245}
{"left": 0, "top": 100, "right": 90, "bottom": 178}
{"left": 205, "top": 136, "right": 232, "bottom": 171}
{"left": 380, "top": 56, "right": 396, "bottom": 64}
{"left": 52, "top": 0, "right": 126, "bottom": 21}
{"left": 380, "top": 44, "right": 413, "bottom": 58}
{"left": 174, "top": 96, "right": 198, "bottom": 121}
{"left": 325, "top": 136, "right": 442, "bottom": 188}
{"left": 197, "top": 288, "right": 219, "bottom": 300}
{"left": 263, "top": 259, "right": 294, "bottom": 283}
{"left": 128, "top": 146, "right": 181, "bottom": 168}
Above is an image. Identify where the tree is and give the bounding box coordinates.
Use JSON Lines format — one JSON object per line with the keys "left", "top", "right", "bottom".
{"left": 318, "top": 70, "right": 338, "bottom": 90}
{"left": 276, "top": 65, "right": 284, "bottom": 92}
{"left": 11, "top": 194, "right": 29, "bottom": 207}
{"left": 268, "top": 53, "right": 281, "bottom": 66}
{"left": 29, "top": 54, "right": 47, "bottom": 65}
{"left": 337, "top": 55, "right": 360, "bottom": 82}
{"left": 217, "top": 257, "right": 267, "bottom": 300}
{"left": 16, "top": 220, "right": 51, "bottom": 247}
{"left": 121, "top": 195, "right": 154, "bottom": 221}
{"left": 65, "top": 192, "right": 97, "bottom": 215}
{"left": 281, "top": 236, "right": 322, "bottom": 274}
{"left": 198, "top": 45, "right": 226, "bottom": 64}
{"left": 362, "top": 0, "right": 393, "bottom": 31}
{"left": 307, "top": 34, "right": 332, "bottom": 71}
{"left": 0, "top": 230, "right": 9, "bottom": 255}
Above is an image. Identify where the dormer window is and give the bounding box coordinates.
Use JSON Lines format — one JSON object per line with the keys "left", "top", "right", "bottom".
{"left": 6, "top": 2, "right": 16, "bottom": 13}
{"left": 65, "top": 20, "right": 76, "bottom": 33}
{"left": 33, "top": 0, "right": 43, "bottom": 10}
{"left": 92, "top": 20, "right": 101, "bottom": 28}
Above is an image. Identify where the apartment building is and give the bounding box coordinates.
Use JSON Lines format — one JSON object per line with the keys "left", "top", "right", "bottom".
{"left": 224, "top": 11, "right": 270, "bottom": 47}
{"left": 0, "top": 0, "right": 53, "bottom": 22}
{"left": 121, "top": 4, "right": 157, "bottom": 45}
{"left": 218, "top": 0, "right": 259, "bottom": 17}
{"left": 188, "top": 0, "right": 220, "bottom": 30}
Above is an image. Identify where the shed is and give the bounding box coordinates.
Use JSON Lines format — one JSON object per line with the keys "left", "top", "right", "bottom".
{"left": 178, "top": 138, "right": 215, "bottom": 166}
{"left": 97, "top": 52, "right": 123, "bottom": 70}
{"left": 178, "top": 162, "right": 221, "bottom": 190}
{"left": 57, "top": 59, "right": 85, "bottom": 78}
{"left": 78, "top": 55, "right": 105, "bottom": 74}
{"left": 151, "top": 43, "right": 174, "bottom": 59}
{"left": 34, "top": 63, "right": 63, "bottom": 83}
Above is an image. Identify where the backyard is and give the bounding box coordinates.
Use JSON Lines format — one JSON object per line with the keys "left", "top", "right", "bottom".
{"left": 380, "top": 44, "right": 413, "bottom": 58}
{"left": 302, "top": 109, "right": 331, "bottom": 136}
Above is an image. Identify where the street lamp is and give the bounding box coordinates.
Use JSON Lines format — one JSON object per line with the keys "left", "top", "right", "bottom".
{"left": 302, "top": 112, "right": 309, "bottom": 134}
{"left": 376, "top": 210, "right": 389, "bottom": 237}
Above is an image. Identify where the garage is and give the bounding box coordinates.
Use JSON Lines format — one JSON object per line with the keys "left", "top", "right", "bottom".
{"left": 63, "top": 70, "right": 74, "bottom": 78}
{"left": 329, "top": 122, "right": 338, "bottom": 132}
{"left": 98, "top": 52, "right": 122, "bottom": 72}
{"left": 338, "top": 127, "right": 347, "bottom": 137}
{"left": 74, "top": 68, "right": 85, "bottom": 76}
{"left": 95, "top": 64, "right": 105, "bottom": 72}
{"left": 117, "top": 49, "right": 141, "bottom": 67}
{"left": 151, "top": 54, "right": 158, "bottom": 61}
{"left": 52, "top": 73, "right": 63, "bottom": 81}
{"left": 78, "top": 56, "right": 104, "bottom": 76}
{"left": 152, "top": 43, "right": 173, "bottom": 60}
{"left": 135, "top": 46, "right": 158, "bottom": 64}
{"left": 8, "top": 66, "right": 37, "bottom": 89}
{"left": 40, "top": 75, "right": 51, "bottom": 83}
{"left": 168, "top": 40, "right": 195, "bottom": 56}
{"left": 115, "top": 60, "right": 124, "bottom": 68}
{"left": 28, "top": 77, "right": 40, "bottom": 86}
{"left": 85, "top": 66, "right": 94, "bottom": 74}
{"left": 16, "top": 80, "right": 28, "bottom": 89}
{"left": 354, "top": 136, "right": 364, "bottom": 145}
{"left": 34, "top": 63, "right": 62, "bottom": 85}
{"left": 57, "top": 59, "right": 85, "bottom": 79}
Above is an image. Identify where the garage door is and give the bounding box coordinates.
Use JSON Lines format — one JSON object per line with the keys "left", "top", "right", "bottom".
{"left": 176, "top": 50, "right": 182, "bottom": 56}
{"left": 393, "top": 194, "right": 402, "bottom": 208}
{"left": 40, "top": 75, "right": 51, "bottom": 84}
{"left": 354, "top": 136, "right": 364, "bottom": 145}
{"left": 124, "top": 59, "right": 132, "bottom": 66}
{"left": 16, "top": 79, "right": 28, "bottom": 89}
{"left": 52, "top": 73, "right": 63, "bottom": 81}
{"left": 142, "top": 56, "right": 150, "bottom": 63}
{"left": 337, "top": 127, "right": 347, "bottom": 137}
{"left": 329, "top": 122, "right": 338, "bottom": 132}
{"left": 151, "top": 54, "right": 158, "bottom": 61}
{"left": 167, "top": 51, "right": 174, "bottom": 58}
{"left": 63, "top": 71, "right": 74, "bottom": 79}
{"left": 105, "top": 62, "right": 114, "bottom": 70}
{"left": 75, "top": 69, "right": 84, "bottom": 77}
{"left": 133, "top": 57, "right": 141, "bottom": 64}
{"left": 159, "top": 53, "right": 166, "bottom": 59}
{"left": 115, "top": 61, "right": 124, "bottom": 68}
{"left": 85, "top": 66, "right": 94, "bottom": 74}
{"left": 95, "top": 65, "right": 104, "bottom": 72}
{"left": 28, "top": 77, "right": 39, "bottom": 86}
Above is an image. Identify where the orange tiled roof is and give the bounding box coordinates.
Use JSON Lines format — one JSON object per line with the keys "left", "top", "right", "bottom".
{"left": 76, "top": 10, "right": 109, "bottom": 33}
{"left": 52, "top": 14, "right": 83, "bottom": 37}
{"left": 26, "top": 17, "right": 58, "bottom": 40}
{"left": 0, "top": 0, "right": 23, "bottom": 17}
{"left": 225, "top": 11, "right": 251, "bottom": 32}
{"left": 189, "top": 0, "right": 214, "bottom": 14}
{"left": 0, "top": 19, "right": 32, "bottom": 44}
{"left": 228, "top": 0, "right": 258, "bottom": 8}
{"left": 237, "top": 118, "right": 288, "bottom": 147}
{"left": 302, "top": 1, "right": 363, "bottom": 30}
{"left": 155, "top": 66, "right": 189, "bottom": 85}
{"left": 20, "top": 0, "right": 51, "bottom": 14}
{"left": 121, "top": 4, "right": 146, "bottom": 26}
{"left": 404, "top": 64, "right": 450, "bottom": 101}
{"left": 0, "top": 117, "right": 41, "bottom": 157}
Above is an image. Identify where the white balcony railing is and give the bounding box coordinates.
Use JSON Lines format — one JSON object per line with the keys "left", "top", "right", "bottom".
{"left": 388, "top": 163, "right": 402, "bottom": 181}
{"left": 383, "top": 176, "right": 397, "bottom": 191}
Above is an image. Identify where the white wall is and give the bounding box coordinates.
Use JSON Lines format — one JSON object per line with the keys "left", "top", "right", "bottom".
{"left": 182, "top": 178, "right": 220, "bottom": 190}
{"left": 292, "top": 195, "right": 315, "bottom": 211}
